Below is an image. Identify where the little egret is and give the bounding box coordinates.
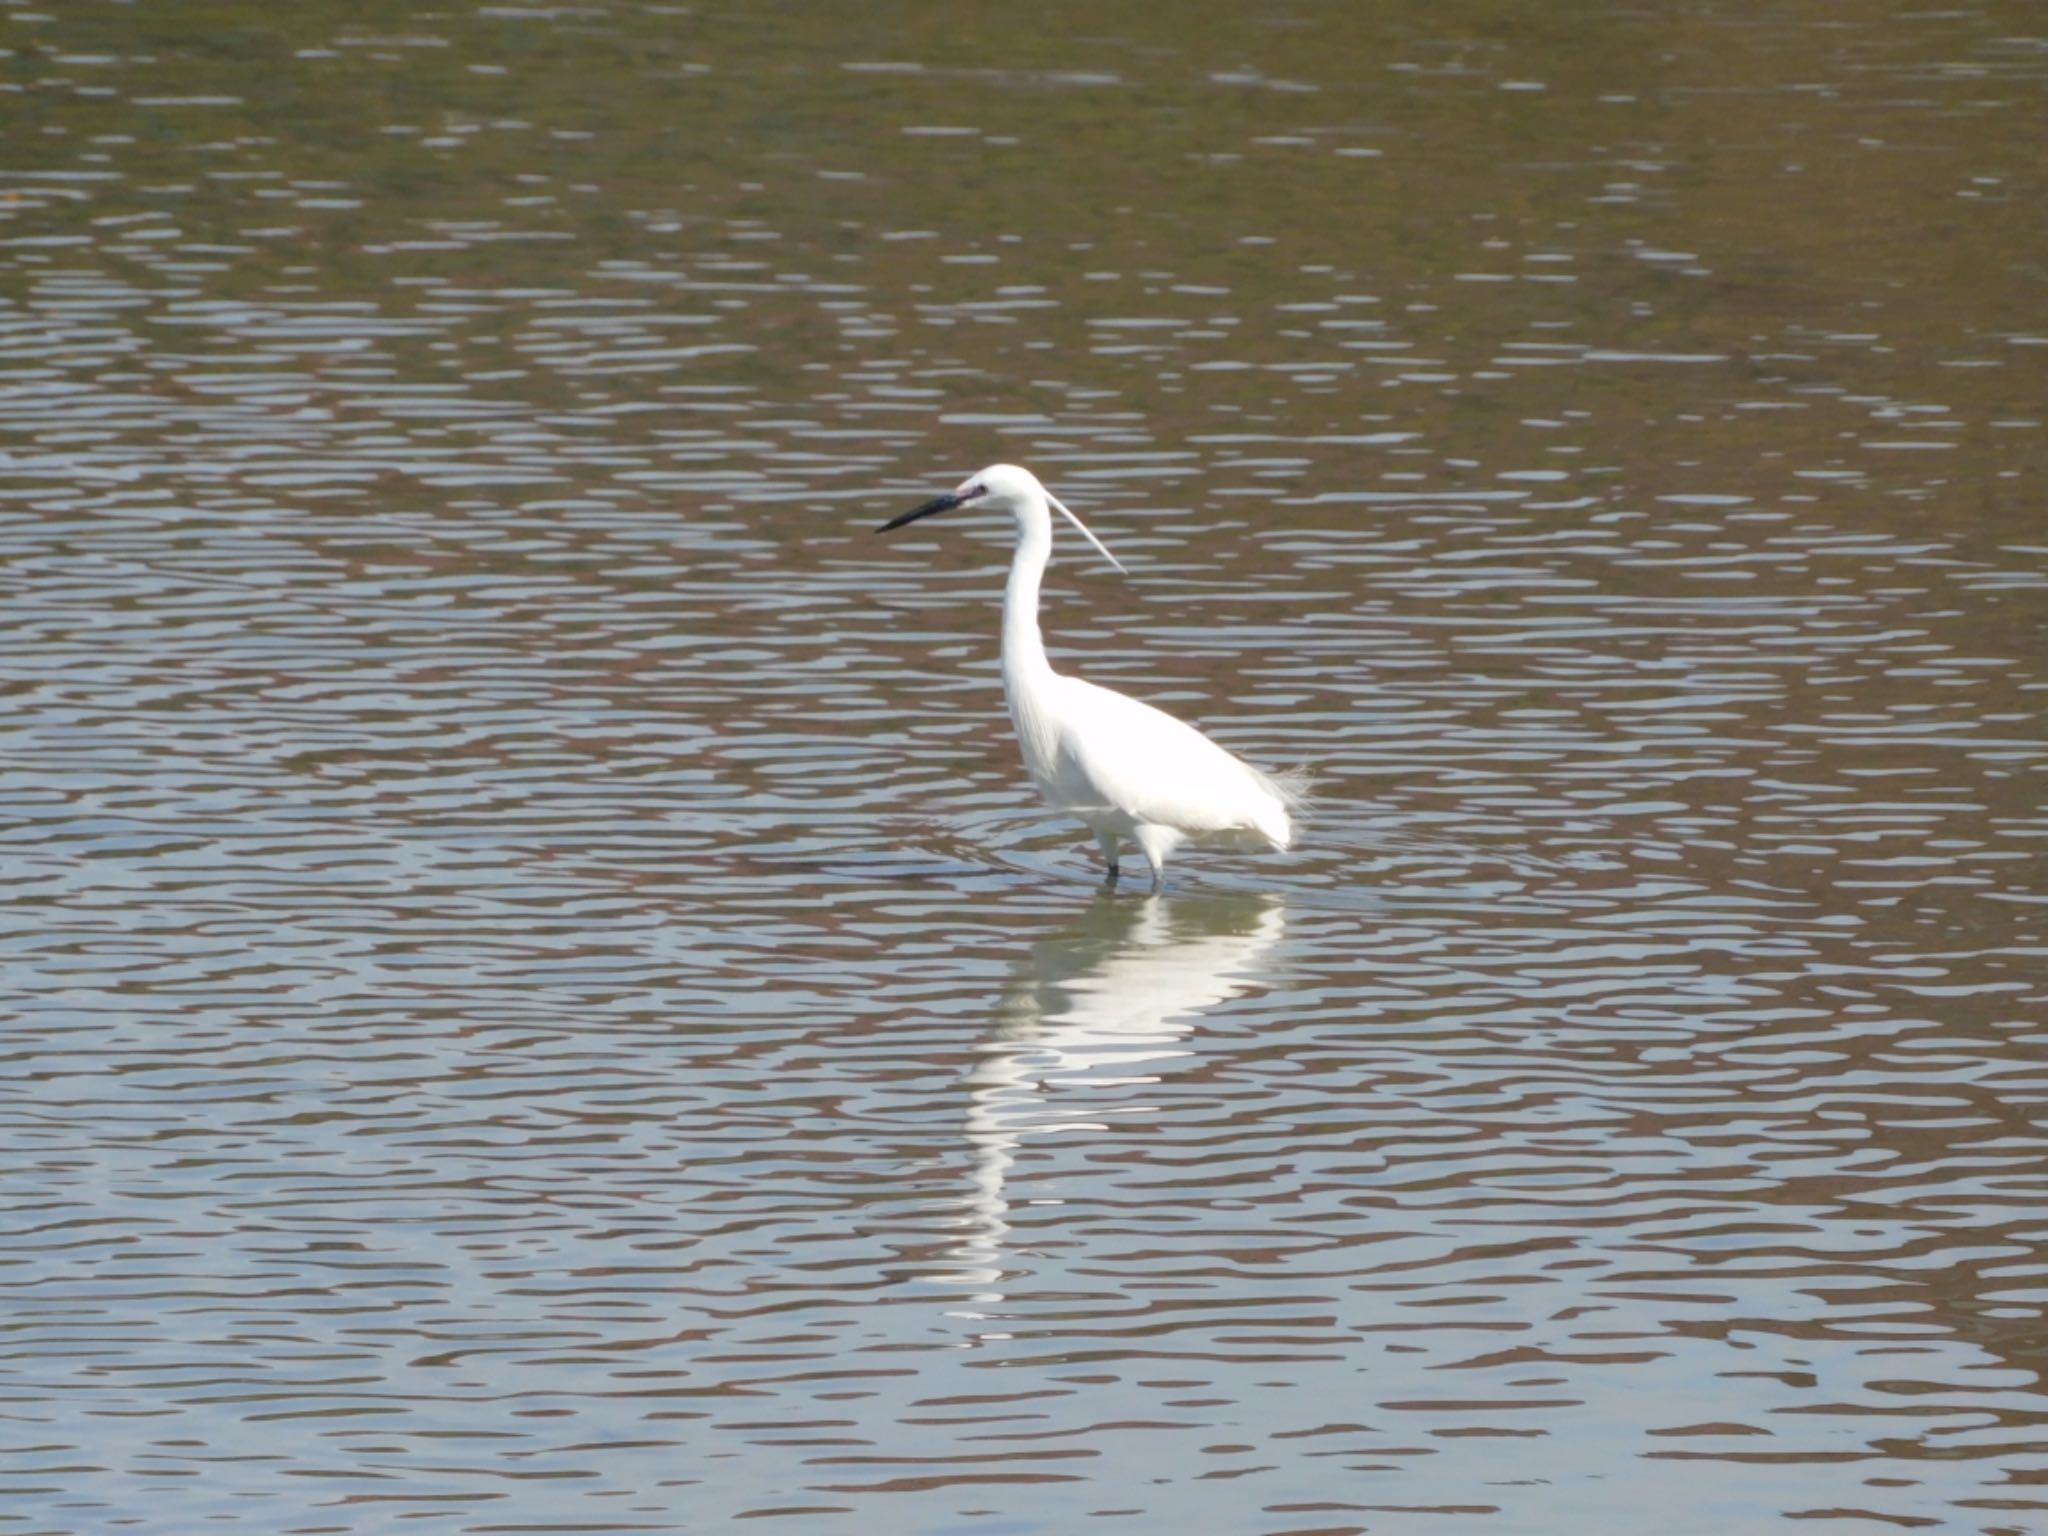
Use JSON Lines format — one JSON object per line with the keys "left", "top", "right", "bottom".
{"left": 880, "top": 463, "right": 1305, "bottom": 888}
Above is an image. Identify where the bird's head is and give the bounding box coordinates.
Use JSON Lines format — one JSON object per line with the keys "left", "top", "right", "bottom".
{"left": 879, "top": 463, "right": 1126, "bottom": 573}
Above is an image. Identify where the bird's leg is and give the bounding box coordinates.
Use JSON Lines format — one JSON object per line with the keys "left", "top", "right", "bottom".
{"left": 1094, "top": 830, "right": 1121, "bottom": 883}
{"left": 1133, "top": 824, "right": 1181, "bottom": 892}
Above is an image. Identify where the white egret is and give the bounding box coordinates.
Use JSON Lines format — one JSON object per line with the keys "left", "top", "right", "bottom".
{"left": 881, "top": 463, "right": 1305, "bottom": 888}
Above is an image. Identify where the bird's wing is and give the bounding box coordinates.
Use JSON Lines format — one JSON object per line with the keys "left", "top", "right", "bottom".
{"left": 1046, "top": 675, "right": 1282, "bottom": 836}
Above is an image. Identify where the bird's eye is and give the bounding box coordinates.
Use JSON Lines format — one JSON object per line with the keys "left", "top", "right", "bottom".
{"left": 961, "top": 483, "right": 986, "bottom": 501}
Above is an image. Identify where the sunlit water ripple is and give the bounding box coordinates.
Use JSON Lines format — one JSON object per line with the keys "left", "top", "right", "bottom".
{"left": 3, "top": 3, "right": 2046, "bottom": 1533}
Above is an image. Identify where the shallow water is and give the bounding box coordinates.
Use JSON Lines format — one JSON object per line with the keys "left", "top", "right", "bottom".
{"left": 3, "top": 2, "right": 2046, "bottom": 1533}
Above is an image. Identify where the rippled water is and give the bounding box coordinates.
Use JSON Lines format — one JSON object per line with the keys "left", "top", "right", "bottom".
{"left": 4, "top": 2, "right": 2046, "bottom": 1532}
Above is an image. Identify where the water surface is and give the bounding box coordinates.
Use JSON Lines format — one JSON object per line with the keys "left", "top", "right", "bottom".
{"left": 3, "top": 2, "right": 2045, "bottom": 1532}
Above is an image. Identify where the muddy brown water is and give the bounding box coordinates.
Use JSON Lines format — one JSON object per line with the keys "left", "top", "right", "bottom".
{"left": 3, "top": 3, "right": 2045, "bottom": 1532}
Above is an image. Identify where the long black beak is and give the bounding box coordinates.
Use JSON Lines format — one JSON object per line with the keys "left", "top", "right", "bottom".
{"left": 879, "top": 491, "right": 965, "bottom": 533}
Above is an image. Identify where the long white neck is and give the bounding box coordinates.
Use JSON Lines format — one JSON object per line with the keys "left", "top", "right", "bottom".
{"left": 1001, "top": 497, "right": 1055, "bottom": 688}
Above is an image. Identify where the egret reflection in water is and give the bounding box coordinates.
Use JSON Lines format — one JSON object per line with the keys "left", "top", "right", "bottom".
{"left": 943, "top": 891, "right": 1288, "bottom": 1302}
